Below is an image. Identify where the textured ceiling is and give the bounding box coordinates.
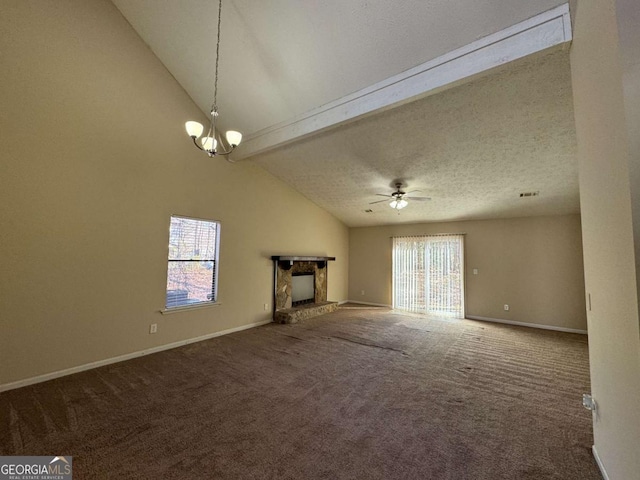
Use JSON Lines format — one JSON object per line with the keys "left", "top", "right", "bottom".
{"left": 112, "top": 1, "right": 577, "bottom": 227}
{"left": 253, "top": 49, "right": 578, "bottom": 227}
{"left": 112, "top": 0, "right": 565, "bottom": 135}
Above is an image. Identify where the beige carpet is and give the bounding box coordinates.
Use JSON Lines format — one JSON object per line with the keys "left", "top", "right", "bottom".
{"left": 0, "top": 305, "right": 600, "bottom": 479}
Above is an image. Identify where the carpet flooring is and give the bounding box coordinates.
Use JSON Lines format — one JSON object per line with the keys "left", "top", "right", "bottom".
{"left": 0, "top": 305, "right": 601, "bottom": 479}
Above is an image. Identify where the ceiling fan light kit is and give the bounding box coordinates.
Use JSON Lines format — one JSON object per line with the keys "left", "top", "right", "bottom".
{"left": 185, "top": 0, "right": 242, "bottom": 158}
{"left": 390, "top": 199, "right": 408, "bottom": 210}
{"left": 370, "top": 182, "right": 431, "bottom": 211}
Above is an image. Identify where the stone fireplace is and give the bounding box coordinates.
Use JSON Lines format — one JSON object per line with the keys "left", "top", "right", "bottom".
{"left": 272, "top": 256, "right": 338, "bottom": 323}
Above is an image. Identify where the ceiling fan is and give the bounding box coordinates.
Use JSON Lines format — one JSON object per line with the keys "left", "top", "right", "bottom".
{"left": 370, "top": 182, "right": 431, "bottom": 210}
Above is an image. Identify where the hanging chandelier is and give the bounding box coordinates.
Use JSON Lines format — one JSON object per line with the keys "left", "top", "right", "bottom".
{"left": 185, "top": 0, "right": 242, "bottom": 157}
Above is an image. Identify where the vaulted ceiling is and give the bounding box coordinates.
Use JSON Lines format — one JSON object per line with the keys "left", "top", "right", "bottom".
{"left": 112, "top": 0, "right": 578, "bottom": 227}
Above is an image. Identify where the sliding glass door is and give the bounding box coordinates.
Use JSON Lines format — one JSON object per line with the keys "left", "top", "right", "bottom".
{"left": 392, "top": 234, "right": 465, "bottom": 318}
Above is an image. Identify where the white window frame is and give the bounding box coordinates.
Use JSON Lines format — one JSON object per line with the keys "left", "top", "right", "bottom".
{"left": 162, "top": 215, "right": 221, "bottom": 313}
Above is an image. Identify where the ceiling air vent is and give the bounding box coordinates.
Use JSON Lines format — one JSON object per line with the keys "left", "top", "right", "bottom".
{"left": 519, "top": 191, "right": 539, "bottom": 198}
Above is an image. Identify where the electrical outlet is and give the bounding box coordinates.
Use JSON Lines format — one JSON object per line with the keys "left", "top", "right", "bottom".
{"left": 503, "top": 304, "right": 510, "bottom": 311}
{"left": 149, "top": 323, "right": 158, "bottom": 334}
{"left": 264, "top": 303, "right": 269, "bottom": 311}
{"left": 361, "top": 290, "right": 365, "bottom": 295}
{"left": 473, "top": 268, "right": 478, "bottom": 275}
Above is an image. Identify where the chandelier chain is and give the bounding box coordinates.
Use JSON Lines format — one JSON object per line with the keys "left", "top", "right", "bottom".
{"left": 213, "top": 0, "right": 222, "bottom": 111}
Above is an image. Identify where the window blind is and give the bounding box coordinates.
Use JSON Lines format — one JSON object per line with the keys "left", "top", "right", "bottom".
{"left": 166, "top": 216, "right": 220, "bottom": 308}
{"left": 392, "top": 234, "right": 465, "bottom": 317}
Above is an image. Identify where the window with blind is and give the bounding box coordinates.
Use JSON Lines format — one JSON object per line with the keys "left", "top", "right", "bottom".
{"left": 392, "top": 234, "right": 465, "bottom": 318}
{"left": 165, "top": 216, "right": 220, "bottom": 309}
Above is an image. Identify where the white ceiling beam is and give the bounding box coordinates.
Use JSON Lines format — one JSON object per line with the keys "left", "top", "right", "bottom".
{"left": 233, "top": 3, "right": 572, "bottom": 161}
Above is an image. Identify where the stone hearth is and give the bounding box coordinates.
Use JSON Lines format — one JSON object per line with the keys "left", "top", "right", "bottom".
{"left": 272, "top": 256, "right": 337, "bottom": 324}
{"left": 274, "top": 301, "right": 338, "bottom": 324}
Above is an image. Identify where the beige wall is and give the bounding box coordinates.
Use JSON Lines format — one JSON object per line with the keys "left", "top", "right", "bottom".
{"left": 570, "top": 1, "right": 640, "bottom": 478}
{"left": 0, "top": 0, "right": 348, "bottom": 387}
{"left": 349, "top": 215, "right": 586, "bottom": 331}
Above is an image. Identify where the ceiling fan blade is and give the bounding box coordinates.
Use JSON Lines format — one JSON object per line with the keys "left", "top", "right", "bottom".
{"left": 369, "top": 199, "right": 390, "bottom": 205}
{"left": 405, "top": 190, "right": 422, "bottom": 195}
{"left": 406, "top": 196, "right": 431, "bottom": 201}
{"left": 375, "top": 194, "right": 393, "bottom": 198}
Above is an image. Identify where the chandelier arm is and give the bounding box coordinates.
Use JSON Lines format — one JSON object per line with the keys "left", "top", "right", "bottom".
{"left": 213, "top": 144, "right": 236, "bottom": 156}
{"left": 191, "top": 137, "right": 205, "bottom": 151}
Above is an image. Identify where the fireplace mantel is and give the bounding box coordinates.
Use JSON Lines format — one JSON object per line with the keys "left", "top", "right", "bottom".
{"left": 271, "top": 256, "right": 336, "bottom": 262}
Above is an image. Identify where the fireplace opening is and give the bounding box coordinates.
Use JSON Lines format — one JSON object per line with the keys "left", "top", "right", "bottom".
{"left": 292, "top": 272, "right": 315, "bottom": 306}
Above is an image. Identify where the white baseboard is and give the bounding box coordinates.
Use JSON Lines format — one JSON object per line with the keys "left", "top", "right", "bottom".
{"left": 465, "top": 315, "right": 587, "bottom": 334}
{"left": 337, "top": 300, "right": 349, "bottom": 305}
{"left": 345, "top": 300, "right": 392, "bottom": 308}
{"left": 592, "top": 445, "right": 610, "bottom": 480}
{"left": 0, "top": 319, "right": 273, "bottom": 393}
